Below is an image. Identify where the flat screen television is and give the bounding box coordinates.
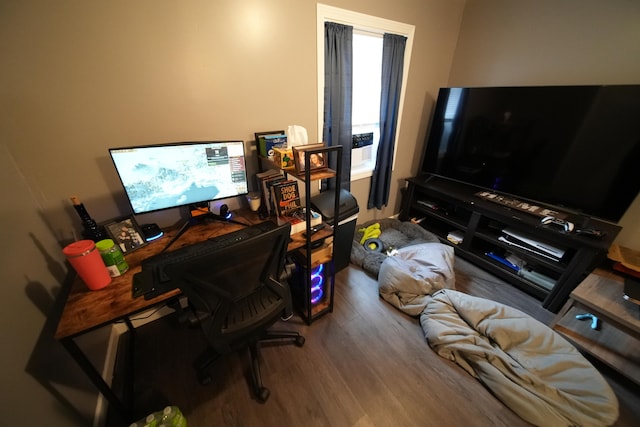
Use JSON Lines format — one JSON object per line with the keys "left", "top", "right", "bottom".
{"left": 420, "top": 85, "right": 640, "bottom": 223}
{"left": 109, "top": 140, "right": 248, "bottom": 215}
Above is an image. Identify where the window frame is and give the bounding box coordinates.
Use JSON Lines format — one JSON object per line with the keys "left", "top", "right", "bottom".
{"left": 316, "top": 4, "right": 415, "bottom": 181}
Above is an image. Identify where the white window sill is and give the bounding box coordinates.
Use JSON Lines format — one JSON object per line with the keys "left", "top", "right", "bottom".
{"left": 351, "top": 165, "right": 373, "bottom": 181}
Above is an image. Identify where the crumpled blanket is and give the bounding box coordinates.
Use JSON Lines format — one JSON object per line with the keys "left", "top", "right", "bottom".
{"left": 420, "top": 289, "right": 619, "bottom": 427}
{"left": 375, "top": 240, "right": 619, "bottom": 427}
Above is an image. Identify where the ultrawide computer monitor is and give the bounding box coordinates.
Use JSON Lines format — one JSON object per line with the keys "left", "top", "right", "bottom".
{"left": 109, "top": 140, "right": 248, "bottom": 215}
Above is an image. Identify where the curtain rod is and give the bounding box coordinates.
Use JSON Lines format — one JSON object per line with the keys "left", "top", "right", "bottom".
{"left": 326, "top": 19, "right": 386, "bottom": 36}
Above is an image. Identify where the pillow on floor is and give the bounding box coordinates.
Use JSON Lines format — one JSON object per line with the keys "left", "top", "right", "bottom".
{"left": 350, "top": 218, "right": 439, "bottom": 278}
{"left": 378, "top": 242, "right": 455, "bottom": 316}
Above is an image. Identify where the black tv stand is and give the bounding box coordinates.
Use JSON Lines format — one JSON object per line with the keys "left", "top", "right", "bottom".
{"left": 400, "top": 174, "right": 622, "bottom": 312}
{"left": 161, "top": 212, "right": 249, "bottom": 252}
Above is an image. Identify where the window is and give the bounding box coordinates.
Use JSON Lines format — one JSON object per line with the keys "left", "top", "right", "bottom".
{"left": 351, "top": 31, "right": 382, "bottom": 177}
{"left": 316, "top": 4, "right": 414, "bottom": 182}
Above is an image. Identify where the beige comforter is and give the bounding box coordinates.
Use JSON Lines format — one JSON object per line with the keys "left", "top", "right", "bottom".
{"left": 419, "top": 289, "right": 619, "bottom": 427}
{"left": 377, "top": 244, "right": 619, "bottom": 426}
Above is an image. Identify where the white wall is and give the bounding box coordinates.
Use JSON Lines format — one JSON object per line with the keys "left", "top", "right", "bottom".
{"left": 448, "top": 0, "right": 640, "bottom": 249}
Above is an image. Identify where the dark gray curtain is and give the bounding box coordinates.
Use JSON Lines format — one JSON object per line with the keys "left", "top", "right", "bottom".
{"left": 323, "top": 22, "right": 353, "bottom": 191}
{"left": 367, "top": 33, "right": 407, "bottom": 209}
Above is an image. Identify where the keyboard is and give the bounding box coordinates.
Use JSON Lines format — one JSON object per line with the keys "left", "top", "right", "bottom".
{"left": 133, "top": 221, "right": 277, "bottom": 299}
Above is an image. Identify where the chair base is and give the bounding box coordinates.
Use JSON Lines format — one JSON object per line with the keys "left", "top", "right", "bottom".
{"left": 195, "top": 329, "right": 305, "bottom": 402}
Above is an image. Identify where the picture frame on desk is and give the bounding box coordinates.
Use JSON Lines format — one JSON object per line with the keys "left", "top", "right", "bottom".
{"left": 292, "top": 143, "right": 327, "bottom": 174}
{"left": 103, "top": 215, "right": 147, "bottom": 253}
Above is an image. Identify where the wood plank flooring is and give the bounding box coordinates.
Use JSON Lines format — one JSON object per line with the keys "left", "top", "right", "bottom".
{"left": 119, "top": 258, "right": 639, "bottom": 427}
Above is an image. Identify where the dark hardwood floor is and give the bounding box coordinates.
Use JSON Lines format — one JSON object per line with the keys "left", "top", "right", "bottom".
{"left": 120, "top": 257, "right": 639, "bottom": 427}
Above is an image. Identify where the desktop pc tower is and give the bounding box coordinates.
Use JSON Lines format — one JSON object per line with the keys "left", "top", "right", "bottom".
{"left": 288, "top": 245, "right": 334, "bottom": 324}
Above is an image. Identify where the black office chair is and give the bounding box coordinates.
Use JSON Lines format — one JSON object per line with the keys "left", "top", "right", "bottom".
{"left": 165, "top": 222, "right": 304, "bottom": 402}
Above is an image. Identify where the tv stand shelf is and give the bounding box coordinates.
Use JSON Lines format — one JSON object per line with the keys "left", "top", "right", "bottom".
{"left": 400, "top": 175, "right": 621, "bottom": 312}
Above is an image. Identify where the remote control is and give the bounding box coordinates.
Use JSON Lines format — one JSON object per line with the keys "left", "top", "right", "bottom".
{"left": 575, "top": 228, "right": 605, "bottom": 238}
{"left": 540, "top": 216, "right": 575, "bottom": 232}
{"left": 303, "top": 223, "right": 326, "bottom": 237}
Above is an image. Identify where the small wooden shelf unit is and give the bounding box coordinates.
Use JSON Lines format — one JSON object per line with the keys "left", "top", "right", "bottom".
{"left": 551, "top": 269, "right": 640, "bottom": 386}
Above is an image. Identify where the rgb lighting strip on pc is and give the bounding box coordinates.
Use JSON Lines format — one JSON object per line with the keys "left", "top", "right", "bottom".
{"left": 310, "top": 264, "right": 325, "bottom": 305}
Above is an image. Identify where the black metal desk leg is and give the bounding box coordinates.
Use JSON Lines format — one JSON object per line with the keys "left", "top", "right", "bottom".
{"left": 60, "top": 336, "right": 132, "bottom": 423}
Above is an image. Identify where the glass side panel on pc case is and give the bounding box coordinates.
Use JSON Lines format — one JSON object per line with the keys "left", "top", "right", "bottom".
{"left": 109, "top": 140, "right": 249, "bottom": 215}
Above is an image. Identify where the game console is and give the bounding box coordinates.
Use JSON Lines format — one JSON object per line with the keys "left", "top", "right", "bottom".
{"left": 501, "top": 228, "right": 566, "bottom": 260}
{"left": 540, "top": 216, "right": 574, "bottom": 232}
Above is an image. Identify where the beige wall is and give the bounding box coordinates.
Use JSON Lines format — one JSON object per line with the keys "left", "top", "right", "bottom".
{"left": 0, "top": 1, "right": 465, "bottom": 425}
{"left": 448, "top": 0, "right": 640, "bottom": 249}
{"left": 4, "top": 1, "right": 638, "bottom": 424}
{"left": 4, "top": 0, "right": 640, "bottom": 424}
{"left": 1, "top": 0, "right": 464, "bottom": 238}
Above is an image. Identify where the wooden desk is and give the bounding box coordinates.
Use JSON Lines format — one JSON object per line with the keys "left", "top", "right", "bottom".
{"left": 551, "top": 268, "right": 640, "bottom": 386}
{"left": 54, "top": 210, "right": 330, "bottom": 422}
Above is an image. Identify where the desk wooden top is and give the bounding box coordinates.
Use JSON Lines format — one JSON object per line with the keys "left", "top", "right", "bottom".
{"left": 54, "top": 211, "right": 332, "bottom": 340}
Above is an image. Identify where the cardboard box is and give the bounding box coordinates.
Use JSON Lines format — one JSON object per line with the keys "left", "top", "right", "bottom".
{"left": 273, "top": 147, "right": 295, "bottom": 170}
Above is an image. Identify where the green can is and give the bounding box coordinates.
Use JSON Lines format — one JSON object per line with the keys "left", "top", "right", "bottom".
{"left": 96, "top": 239, "right": 129, "bottom": 277}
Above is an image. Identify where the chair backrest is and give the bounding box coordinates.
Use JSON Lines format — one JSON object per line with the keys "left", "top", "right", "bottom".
{"left": 165, "top": 222, "right": 292, "bottom": 351}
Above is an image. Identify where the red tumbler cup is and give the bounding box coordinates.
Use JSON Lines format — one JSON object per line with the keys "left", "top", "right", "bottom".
{"left": 63, "top": 240, "right": 112, "bottom": 290}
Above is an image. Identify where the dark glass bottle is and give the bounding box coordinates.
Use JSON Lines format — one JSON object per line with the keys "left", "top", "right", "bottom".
{"left": 70, "top": 196, "right": 108, "bottom": 242}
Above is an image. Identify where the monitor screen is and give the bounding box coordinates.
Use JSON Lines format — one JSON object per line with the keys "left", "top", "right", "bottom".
{"left": 109, "top": 141, "right": 248, "bottom": 215}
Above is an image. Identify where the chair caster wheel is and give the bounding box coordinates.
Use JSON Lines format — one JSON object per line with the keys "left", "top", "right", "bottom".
{"left": 295, "top": 336, "right": 305, "bottom": 347}
{"left": 257, "top": 387, "right": 270, "bottom": 402}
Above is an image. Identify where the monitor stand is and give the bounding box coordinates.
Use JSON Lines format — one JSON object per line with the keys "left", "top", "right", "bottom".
{"left": 161, "top": 211, "right": 248, "bottom": 253}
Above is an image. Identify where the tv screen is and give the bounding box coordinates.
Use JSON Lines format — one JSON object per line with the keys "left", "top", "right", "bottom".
{"left": 421, "top": 85, "right": 640, "bottom": 223}
{"left": 109, "top": 140, "right": 248, "bottom": 215}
